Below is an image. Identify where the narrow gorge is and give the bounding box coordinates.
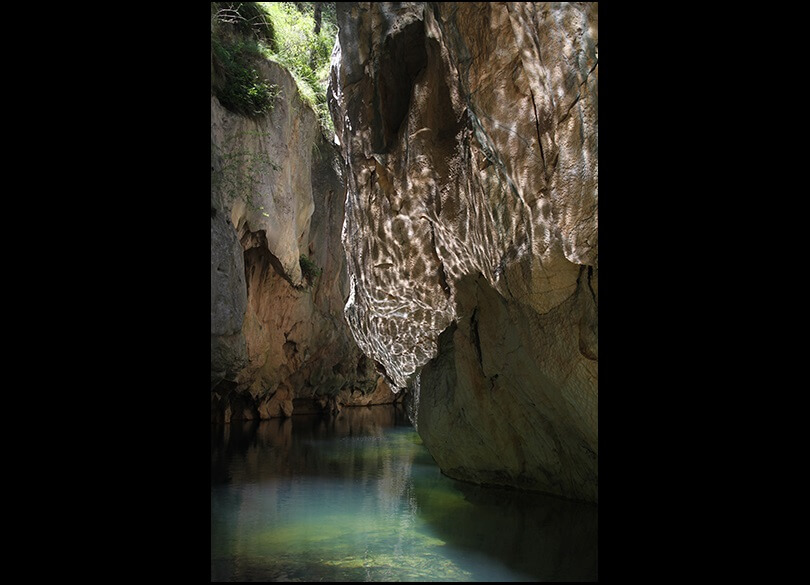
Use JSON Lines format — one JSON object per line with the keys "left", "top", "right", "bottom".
{"left": 211, "top": 10, "right": 401, "bottom": 422}
{"left": 211, "top": 2, "right": 597, "bottom": 580}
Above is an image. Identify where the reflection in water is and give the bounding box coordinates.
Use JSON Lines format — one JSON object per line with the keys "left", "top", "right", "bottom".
{"left": 211, "top": 406, "right": 597, "bottom": 581}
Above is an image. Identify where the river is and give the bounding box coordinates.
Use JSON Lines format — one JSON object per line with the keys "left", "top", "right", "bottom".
{"left": 211, "top": 405, "right": 597, "bottom": 581}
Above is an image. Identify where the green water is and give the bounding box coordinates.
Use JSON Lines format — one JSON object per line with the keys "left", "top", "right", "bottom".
{"left": 211, "top": 406, "right": 597, "bottom": 581}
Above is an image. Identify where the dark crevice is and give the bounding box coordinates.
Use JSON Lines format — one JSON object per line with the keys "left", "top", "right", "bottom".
{"left": 428, "top": 222, "right": 452, "bottom": 299}
{"left": 470, "top": 307, "right": 483, "bottom": 370}
{"left": 212, "top": 378, "right": 238, "bottom": 395}
{"left": 578, "top": 333, "right": 598, "bottom": 362}
{"left": 580, "top": 60, "right": 598, "bottom": 86}
{"left": 374, "top": 359, "right": 392, "bottom": 386}
{"left": 528, "top": 87, "right": 546, "bottom": 171}
{"left": 580, "top": 441, "right": 597, "bottom": 461}
{"left": 373, "top": 19, "right": 428, "bottom": 153}
{"left": 437, "top": 259, "right": 451, "bottom": 299}
{"left": 527, "top": 4, "right": 556, "bottom": 114}
{"left": 586, "top": 265, "right": 597, "bottom": 308}
{"left": 558, "top": 92, "right": 581, "bottom": 126}
{"left": 283, "top": 341, "right": 297, "bottom": 361}
{"left": 558, "top": 59, "right": 596, "bottom": 127}
{"left": 575, "top": 264, "right": 587, "bottom": 290}
{"left": 356, "top": 354, "right": 368, "bottom": 377}
{"left": 241, "top": 225, "right": 296, "bottom": 289}
{"left": 576, "top": 265, "right": 598, "bottom": 361}
{"left": 497, "top": 256, "right": 515, "bottom": 299}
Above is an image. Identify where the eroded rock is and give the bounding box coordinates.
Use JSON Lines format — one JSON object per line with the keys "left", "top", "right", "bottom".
{"left": 330, "top": 2, "right": 597, "bottom": 502}
{"left": 211, "top": 47, "right": 393, "bottom": 419}
{"left": 211, "top": 210, "right": 248, "bottom": 389}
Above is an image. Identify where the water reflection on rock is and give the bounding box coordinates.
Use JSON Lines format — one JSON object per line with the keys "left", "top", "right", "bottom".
{"left": 211, "top": 406, "right": 596, "bottom": 581}
{"left": 414, "top": 477, "right": 598, "bottom": 581}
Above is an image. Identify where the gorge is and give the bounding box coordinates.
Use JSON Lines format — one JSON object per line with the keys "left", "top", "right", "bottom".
{"left": 211, "top": 1, "right": 597, "bottom": 580}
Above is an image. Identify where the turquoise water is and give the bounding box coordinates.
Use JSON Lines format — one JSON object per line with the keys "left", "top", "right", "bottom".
{"left": 211, "top": 406, "right": 597, "bottom": 581}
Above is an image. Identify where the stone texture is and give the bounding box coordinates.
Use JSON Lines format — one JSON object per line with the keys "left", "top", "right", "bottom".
{"left": 211, "top": 208, "right": 248, "bottom": 389}
{"left": 329, "top": 2, "right": 597, "bottom": 502}
{"left": 211, "top": 47, "right": 394, "bottom": 420}
{"left": 334, "top": 376, "right": 402, "bottom": 410}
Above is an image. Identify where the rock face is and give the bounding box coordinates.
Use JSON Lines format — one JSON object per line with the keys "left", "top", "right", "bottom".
{"left": 211, "top": 205, "right": 248, "bottom": 389}
{"left": 329, "top": 2, "right": 597, "bottom": 502}
{"left": 211, "top": 51, "right": 400, "bottom": 423}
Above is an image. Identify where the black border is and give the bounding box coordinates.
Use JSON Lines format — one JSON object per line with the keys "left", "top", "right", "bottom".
{"left": 110, "top": 2, "right": 707, "bottom": 581}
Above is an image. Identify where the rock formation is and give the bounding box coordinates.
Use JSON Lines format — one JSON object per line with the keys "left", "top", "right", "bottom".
{"left": 211, "top": 40, "right": 400, "bottom": 423}
{"left": 329, "top": 2, "right": 597, "bottom": 502}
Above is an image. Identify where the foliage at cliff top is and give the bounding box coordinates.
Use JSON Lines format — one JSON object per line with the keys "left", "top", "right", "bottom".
{"left": 212, "top": 3, "right": 279, "bottom": 118}
{"left": 212, "top": 2, "right": 337, "bottom": 134}
{"left": 259, "top": 2, "right": 336, "bottom": 134}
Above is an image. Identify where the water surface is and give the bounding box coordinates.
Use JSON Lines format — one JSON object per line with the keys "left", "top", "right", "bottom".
{"left": 211, "top": 406, "right": 597, "bottom": 581}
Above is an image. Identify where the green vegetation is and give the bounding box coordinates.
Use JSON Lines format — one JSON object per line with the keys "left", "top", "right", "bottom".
{"left": 212, "top": 131, "right": 280, "bottom": 209}
{"left": 212, "top": 3, "right": 280, "bottom": 118}
{"left": 211, "top": 2, "right": 338, "bottom": 133}
{"left": 299, "top": 254, "right": 322, "bottom": 285}
{"left": 258, "top": 2, "right": 337, "bottom": 133}
{"left": 212, "top": 2, "right": 275, "bottom": 46}
{"left": 212, "top": 38, "right": 280, "bottom": 118}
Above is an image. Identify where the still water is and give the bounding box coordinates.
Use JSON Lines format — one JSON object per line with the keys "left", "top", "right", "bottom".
{"left": 211, "top": 406, "right": 597, "bottom": 581}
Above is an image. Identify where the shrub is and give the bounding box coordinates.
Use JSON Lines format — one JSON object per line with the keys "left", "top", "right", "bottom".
{"left": 258, "top": 2, "right": 337, "bottom": 134}
{"left": 212, "top": 4, "right": 279, "bottom": 118}
{"left": 212, "top": 2, "right": 337, "bottom": 131}
{"left": 212, "top": 2, "right": 276, "bottom": 48}
{"left": 299, "top": 254, "right": 322, "bottom": 285}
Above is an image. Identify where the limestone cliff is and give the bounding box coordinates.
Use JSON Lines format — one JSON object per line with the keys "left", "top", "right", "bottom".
{"left": 211, "top": 39, "right": 399, "bottom": 422}
{"left": 329, "top": 2, "right": 597, "bottom": 502}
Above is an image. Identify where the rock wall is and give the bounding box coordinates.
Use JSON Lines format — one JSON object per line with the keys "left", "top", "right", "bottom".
{"left": 211, "top": 50, "right": 400, "bottom": 423}
{"left": 329, "top": 2, "right": 597, "bottom": 502}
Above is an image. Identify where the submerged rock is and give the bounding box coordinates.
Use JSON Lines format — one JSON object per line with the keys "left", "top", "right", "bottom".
{"left": 329, "top": 2, "right": 597, "bottom": 502}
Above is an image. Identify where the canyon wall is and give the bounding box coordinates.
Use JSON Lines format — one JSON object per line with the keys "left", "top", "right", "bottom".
{"left": 211, "top": 50, "right": 399, "bottom": 423}
{"left": 329, "top": 2, "right": 598, "bottom": 502}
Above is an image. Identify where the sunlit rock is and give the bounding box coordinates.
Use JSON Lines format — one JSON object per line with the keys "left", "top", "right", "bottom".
{"left": 329, "top": 2, "right": 598, "bottom": 502}
{"left": 211, "top": 56, "right": 395, "bottom": 418}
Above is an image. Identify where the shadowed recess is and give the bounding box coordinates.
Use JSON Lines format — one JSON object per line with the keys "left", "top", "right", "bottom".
{"left": 373, "top": 19, "right": 428, "bottom": 153}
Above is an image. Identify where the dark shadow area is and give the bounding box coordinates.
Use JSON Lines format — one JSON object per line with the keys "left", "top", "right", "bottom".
{"left": 211, "top": 405, "right": 411, "bottom": 485}
{"left": 212, "top": 405, "right": 597, "bottom": 581}
{"left": 373, "top": 19, "right": 428, "bottom": 152}
{"left": 414, "top": 477, "right": 598, "bottom": 581}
